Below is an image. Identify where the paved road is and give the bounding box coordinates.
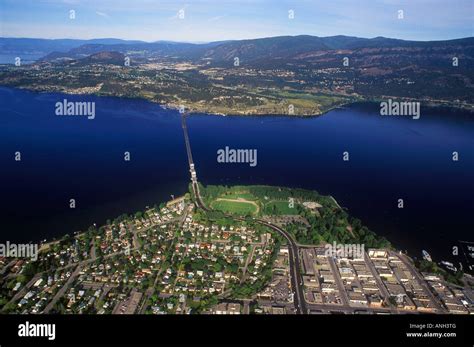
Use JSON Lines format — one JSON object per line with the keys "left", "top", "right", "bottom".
{"left": 390, "top": 250, "right": 445, "bottom": 312}
{"left": 240, "top": 245, "right": 256, "bottom": 284}
{"left": 327, "top": 255, "right": 350, "bottom": 307}
{"left": 0, "top": 260, "right": 17, "bottom": 276}
{"left": 6, "top": 274, "right": 41, "bottom": 307}
{"left": 306, "top": 302, "right": 415, "bottom": 314}
{"left": 256, "top": 298, "right": 418, "bottom": 315}
{"left": 242, "top": 299, "right": 251, "bottom": 314}
{"left": 181, "top": 113, "right": 194, "bottom": 167}
{"left": 43, "top": 265, "right": 82, "bottom": 313}
{"left": 181, "top": 112, "right": 307, "bottom": 314}
{"left": 90, "top": 239, "right": 96, "bottom": 261}
{"left": 256, "top": 220, "right": 307, "bottom": 314}
{"left": 364, "top": 251, "right": 391, "bottom": 307}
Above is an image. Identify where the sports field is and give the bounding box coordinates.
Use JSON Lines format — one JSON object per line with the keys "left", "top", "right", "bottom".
{"left": 210, "top": 198, "right": 259, "bottom": 215}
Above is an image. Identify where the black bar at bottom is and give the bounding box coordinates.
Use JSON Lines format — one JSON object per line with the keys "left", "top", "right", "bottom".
{"left": 0, "top": 314, "right": 472, "bottom": 346}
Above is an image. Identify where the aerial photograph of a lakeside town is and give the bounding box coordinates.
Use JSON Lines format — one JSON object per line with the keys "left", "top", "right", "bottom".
{"left": 0, "top": 0, "right": 473, "bottom": 345}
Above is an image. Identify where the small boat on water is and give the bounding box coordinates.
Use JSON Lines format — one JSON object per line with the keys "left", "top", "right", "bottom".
{"left": 422, "top": 250, "right": 432, "bottom": 262}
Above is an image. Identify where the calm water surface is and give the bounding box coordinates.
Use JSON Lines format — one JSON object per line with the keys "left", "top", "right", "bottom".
{"left": 1, "top": 87, "right": 473, "bottom": 266}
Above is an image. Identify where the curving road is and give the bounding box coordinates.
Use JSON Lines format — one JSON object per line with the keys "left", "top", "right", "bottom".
{"left": 256, "top": 220, "right": 307, "bottom": 314}
{"left": 181, "top": 113, "right": 307, "bottom": 314}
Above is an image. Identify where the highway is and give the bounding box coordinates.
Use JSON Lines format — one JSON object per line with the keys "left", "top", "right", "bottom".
{"left": 180, "top": 112, "right": 307, "bottom": 314}
{"left": 181, "top": 113, "right": 208, "bottom": 211}
{"left": 256, "top": 220, "right": 307, "bottom": 314}
{"left": 181, "top": 113, "right": 194, "bottom": 167}
{"left": 180, "top": 112, "right": 447, "bottom": 316}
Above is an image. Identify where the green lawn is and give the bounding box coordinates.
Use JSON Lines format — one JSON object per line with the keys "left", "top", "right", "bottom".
{"left": 210, "top": 199, "right": 258, "bottom": 215}
{"left": 220, "top": 192, "right": 257, "bottom": 201}
{"left": 263, "top": 200, "right": 299, "bottom": 215}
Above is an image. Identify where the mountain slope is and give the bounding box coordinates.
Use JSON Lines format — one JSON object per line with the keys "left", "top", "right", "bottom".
{"left": 0, "top": 35, "right": 472, "bottom": 116}
{"left": 30, "top": 35, "right": 474, "bottom": 68}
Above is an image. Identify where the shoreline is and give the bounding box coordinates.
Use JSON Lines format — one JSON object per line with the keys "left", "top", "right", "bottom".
{"left": 1, "top": 86, "right": 472, "bottom": 276}
{"left": 3, "top": 85, "right": 473, "bottom": 118}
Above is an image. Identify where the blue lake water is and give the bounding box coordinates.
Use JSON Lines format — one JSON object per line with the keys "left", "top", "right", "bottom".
{"left": 1, "top": 86, "right": 473, "bottom": 266}
{"left": 0, "top": 54, "right": 43, "bottom": 65}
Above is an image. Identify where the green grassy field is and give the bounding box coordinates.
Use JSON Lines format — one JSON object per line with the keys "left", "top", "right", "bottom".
{"left": 263, "top": 200, "right": 299, "bottom": 215}
{"left": 210, "top": 199, "right": 258, "bottom": 215}
{"left": 220, "top": 192, "right": 257, "bottom": 201}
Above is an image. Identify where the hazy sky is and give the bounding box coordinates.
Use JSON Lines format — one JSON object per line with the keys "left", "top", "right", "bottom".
{"left": 1, "top": 0, "right": 473, "bottom": 42}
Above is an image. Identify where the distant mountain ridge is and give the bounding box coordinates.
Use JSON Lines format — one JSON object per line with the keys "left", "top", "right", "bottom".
{"left": 2, "top": 35, "right": 473, "bottom": 65}
{"left": 196, "top": 35, "right": 474, "bottom": 66}
{"left": 1, "top": 35, "right": 472, "bottom": 114}
{"left": 80, "top": 51, "right": 125, "bottom": 66}
{"left": 0, "top": 38, "right": 143, "bottom": 56}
